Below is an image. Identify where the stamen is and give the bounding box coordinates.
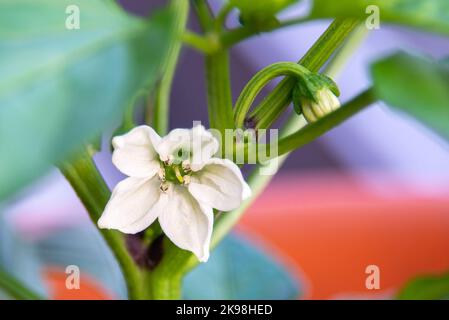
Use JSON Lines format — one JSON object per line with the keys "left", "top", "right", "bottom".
{"left": 182, "top": 160, "right": 191, "bottom": 173}
{"left": 183, "top": 175, "right": 191, "bottom": 185}
{"left": 160, "top": 182, "right": 169, "bottom": 193}
{"left": 158, "top": 167, "right": 166, "bottom": 181}
{"left": 174, "top": 166, "right": 184, "bottom": 184}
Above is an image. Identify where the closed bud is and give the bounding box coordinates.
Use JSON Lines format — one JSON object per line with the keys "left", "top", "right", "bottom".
{"left": 292, "top": 73, "right": 341, "bottom": 123}
{"left": 300, "top": 88, "right": 341, "bottom": 123}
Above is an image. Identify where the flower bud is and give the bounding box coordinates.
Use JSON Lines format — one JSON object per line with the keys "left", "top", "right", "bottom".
{"left": 300, "top": 88, "right": 341, "bottom": 123}
{"left": 292, "top": 73, "right": 341, "bottom": 123}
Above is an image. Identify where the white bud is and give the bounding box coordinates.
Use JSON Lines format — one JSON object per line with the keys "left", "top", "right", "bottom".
{"left": 301, "top": 88, "right": 340, "bottom": 123}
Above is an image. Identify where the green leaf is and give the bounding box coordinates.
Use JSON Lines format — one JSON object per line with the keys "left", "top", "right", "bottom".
{"left": 36, "top": 225, "right": 127, "bottom": 299}
{"left": 231, "top": 0, "right": 298, "bottom": 29}
{"left": 0, "top": 215, "right": 47, "bottom": 299}
{"left": 0, "top": 0, "right": 175, "bottom": 200}
{"left": 371, "top": 52, "right": 449, "bottom": 141}
{"left": 183, "top": 234, "right": 301, "bottom": 299}
{"left": 311, "top": 0, "right": 449, "bottom": 36}
{"left": 397, "top": 272, "right": 449, "bottom": 299}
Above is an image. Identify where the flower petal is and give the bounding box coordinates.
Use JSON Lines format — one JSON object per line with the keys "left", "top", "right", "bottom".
{"left": 155, "top": 128, "right": 191, "bottom": 163}
{"left": 98, "top": 176, "right": 162, "bottom": 234}
{"left": 189, "top": 125, "right": 219, "bottom": 171}
{"left": 155, "top": 125, "right": 219, "bottom": 170}
{"left": 112, "top": 125, "right": 161, "bottom": 178}
{"left": 158, "top": 185, "right": 213, "bottom": 262}
{"left": 188, "top": 158, "right": 251, "bottom": 212}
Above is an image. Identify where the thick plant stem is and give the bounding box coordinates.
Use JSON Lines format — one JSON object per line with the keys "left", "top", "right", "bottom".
{"left": 250, "top": 18, "right": 359, "bottom": 130}
{"left": 205, "top": 51, "right": 235, "bottom": 137}
{"left": 0, "top": 267, "right": 45, "bottom": 300}
{"left": 58, "top": 149, "right": 143, "bottom": 300}
{"left": 152, "top": 0, "right": 189, "bottom": 135}
{"left": 145, "top": 239, "right": 191, "bottom": 299}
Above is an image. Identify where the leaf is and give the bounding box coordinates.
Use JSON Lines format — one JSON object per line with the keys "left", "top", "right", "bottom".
{"left": 36, "top": 225, "right": 127, "bottom": 299}
{"left": 0, "top": 0, "right": 175, "bottom": 200}
{"left": 0, "top": 215, "right": 48, "bottom": 298}
{"left": 397, "top": 272, "right": 449, "bottom": 299}
{"left": 371, "top": 52, "right": 449, "bottom": 141}
{"left": 311, "top": 0, "right": 449, "bottom": 36}
{"left": 183, "top": 234, "right": 301, "bottom": 299}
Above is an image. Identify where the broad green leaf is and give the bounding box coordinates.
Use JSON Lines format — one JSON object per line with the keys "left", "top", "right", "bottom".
{"left": 36, "top": 226, "right": 127, "bottom": 299}
{"left": 371, "top": 52, "right": 449, "bottom": 141}
{"left": 0, "top": 0, "right": 175, "bottom": 200}
{"left": 311, "top": 0, "right": 449, "bottom": 36}
{"left": 397, "top": 272, "right": 449, "bottom": 299}
{"left": 183, "top": 234, "right": 301, "bottom": 299}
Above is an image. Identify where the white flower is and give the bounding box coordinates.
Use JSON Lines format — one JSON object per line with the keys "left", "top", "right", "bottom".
{"left": 301, "top": 88, "right": 340, "bottom": 123}
{"left": 98, "top": 125, "right": 251, "bottom": 262}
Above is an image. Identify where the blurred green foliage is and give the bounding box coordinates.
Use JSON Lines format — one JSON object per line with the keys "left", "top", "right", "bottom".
{"left": 371, "top": 52, "right": 449, "bottom": 141}
{"left": 311, "top": 0, "right": 449, "bottom": 36}
{"left": 0, "top": 0, "right": 175, "bottom": 200}
{"left": 398, "top": 272, "right": 449, "bottom": 300}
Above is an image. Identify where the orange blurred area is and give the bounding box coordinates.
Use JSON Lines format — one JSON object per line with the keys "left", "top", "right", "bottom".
{"left": 43, "top": 268, "right": 111, "bottom": 300}
{"left": 238, "top": 173, "right": 449, "bottom": 299}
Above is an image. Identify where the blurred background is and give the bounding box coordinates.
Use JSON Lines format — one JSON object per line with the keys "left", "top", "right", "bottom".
{"left": 1, "top": 0, "right": 449, "bottom": 299}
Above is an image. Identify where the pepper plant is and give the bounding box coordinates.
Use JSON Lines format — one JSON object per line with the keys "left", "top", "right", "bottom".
{"left": 1, "top": 0, "right": 449, "bottom": 300}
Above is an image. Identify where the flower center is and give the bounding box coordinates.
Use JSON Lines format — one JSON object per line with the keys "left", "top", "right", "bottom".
{"left": 158, "top": 159, "right": 192, "bottom": 192}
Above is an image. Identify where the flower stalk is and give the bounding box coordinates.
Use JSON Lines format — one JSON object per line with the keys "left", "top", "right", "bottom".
{"left": 152, "top": 0, "right": 189, "bottom": 135}
{"left": 58, "top": 149, "right": 144, "bottom": 300}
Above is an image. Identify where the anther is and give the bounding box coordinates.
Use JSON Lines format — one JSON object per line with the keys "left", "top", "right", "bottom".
{"left": 160, "top": 182, "right": 169, "bottom": 193}
{"left": 158, "top": 167, "right": 166, "bottom": 181}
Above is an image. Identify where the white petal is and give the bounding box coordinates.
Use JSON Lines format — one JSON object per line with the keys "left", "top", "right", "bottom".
{"left": 189, "top": 125, "right": 219, "bottom": 171}
{"left": 98, "top": 176, "right": 162, "bottom": 234}
{"left": 155, "top": 128, "right": 191, "bottom": 163}
{"left": 188, "top": 158, "right": 251, "bottom": 212}
{"left": 112, "top": 125, "right": 161, "bottom": 178}
{"left": 158, "top": 185, "right": 213, "bottom": 262}
{"left": 155, "top": 125, "right": 219, "bottom": 170}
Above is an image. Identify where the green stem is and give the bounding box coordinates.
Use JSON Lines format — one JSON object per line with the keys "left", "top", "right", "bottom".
{"left": 183, "top": 31, "right": 219, "bottom": 54}
{"left": 205, "top": 51, "right": 235, "bottom": 136}
{"left": 325, "top": 24, "right": 369, "bottom": 78}
{"left": 152, "top": 0, "right": 189, "bottom": 135}
{"left": 58, "top": 149, "right": 143, "bottom": 300}
{"left": 192, "top": 0, "right": 214, "bottom": 31}
{"left": 220, "top": 16, "right": 311, "bottom": 48}
{"left": 250, "top": 18, "right": 360, "bottom": 130}
{"left": 214, "top": 2, "right": 233, "bottom": 30}
{"left": 277, "top": 88, "right": 375, "bottom": 155}
{"left": 234, "top": 62, "right": 312, "bottom": 128}
{"left": 0, "top": 267, "right": 45, "bottom": 300}
{"left": 244, "top": 88, "right": 376, "bottom": 160}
